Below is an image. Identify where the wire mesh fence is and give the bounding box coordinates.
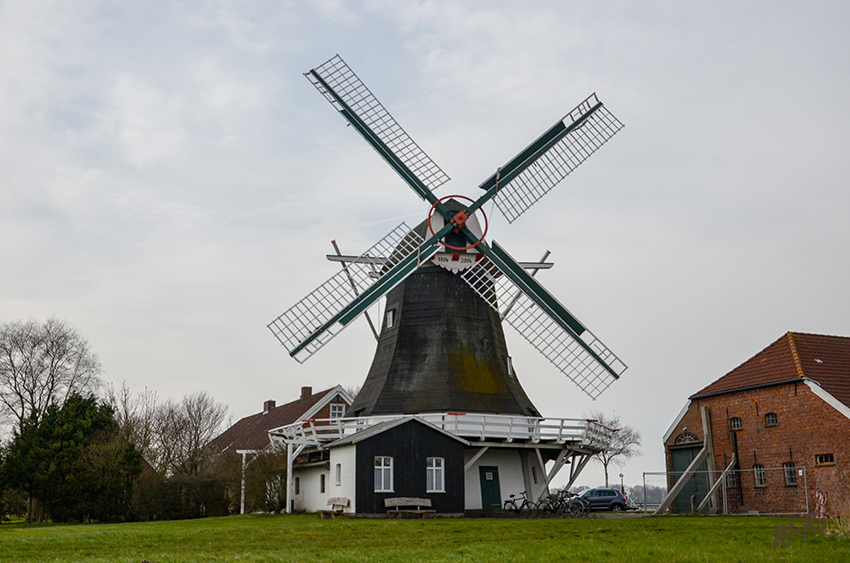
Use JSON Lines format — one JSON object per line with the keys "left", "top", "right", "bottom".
{"left": 643, "top": 466, "right": 809, "bottom": 516}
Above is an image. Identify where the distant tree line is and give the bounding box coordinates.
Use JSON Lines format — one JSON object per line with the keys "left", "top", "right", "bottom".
{"left": 0, "top": 318, "right": 233, "bottom": 523}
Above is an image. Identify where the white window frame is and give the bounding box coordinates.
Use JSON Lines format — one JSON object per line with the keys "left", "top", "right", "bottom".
{"left": 426, "top": 457, "right": 445, "bottom": 493}
{"left": 726, "top": 470, "right": 737, "bottom": 488}
{"left": 730, "top": 417, "right": 742, "bottom": 430}
{"left": 754, "top": 464, "right": 766, "bottom": 488}
{"left": 765, "top": 412, "right": 778, "bottom": 426}
{"left": 335, "top": 463, "right": 342, "bottom": 486}
{"left": 330, "top": 403, "right": 345, "bottom": 419}
{"left": 375, "top": 456, "right": 393, "bottom": 492}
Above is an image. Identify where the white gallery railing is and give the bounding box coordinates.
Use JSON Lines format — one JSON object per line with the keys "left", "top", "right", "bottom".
{"left": 267, "top": 412, "right": 613, "bottom": 450}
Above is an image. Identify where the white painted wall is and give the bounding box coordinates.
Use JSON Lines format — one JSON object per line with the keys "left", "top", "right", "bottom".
{"left": 292, "top": 465, "right": 329, "bottom": 512}
{"left": 329, "top": 445, "right": 357, "bottom": 514}
{"left": 463, "top": 447, "right": 549, "bottom": 510}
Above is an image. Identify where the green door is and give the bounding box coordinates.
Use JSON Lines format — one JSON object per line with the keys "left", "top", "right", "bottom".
{"left": 670, "top": 444, "right": 708, "bottom": 513}
{"left": 479, "top": 466, "right": 502, "bottom": 509}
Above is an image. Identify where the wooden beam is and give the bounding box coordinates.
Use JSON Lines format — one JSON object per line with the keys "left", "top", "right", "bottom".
{"left": 700, "top": 406, "right": 718, "bottom": 513}
{"left": 697, "top": 453, "right": 736, "bottom": 513}
{"left": 654, "top": 446, "right": 709, "bottom": 515}
{"left": 464, "top": 446, "right": 490, "bottom": 472}
{"left": 563, "top": 454, "right": 593, "bottom": 491}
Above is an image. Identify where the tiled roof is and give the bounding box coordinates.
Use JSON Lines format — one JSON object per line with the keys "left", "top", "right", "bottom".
{"left": 691, "top": 332, "right": 850, "bottom": 408}
{"left": 210, "top": 388, "right": 334, "bottom": 452}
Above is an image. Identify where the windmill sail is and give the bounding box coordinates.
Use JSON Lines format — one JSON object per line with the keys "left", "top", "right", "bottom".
{"left": 306, "top": 55, "right": 450, "bottom": 201}
{"left": 269, "top": 223, "right": 428, "bottom": 363}
{"left": 461, "top": 241, "right": 626, "bottom": 399}
{"left": 277, "top": 55, "right": 627, "bottom": 400}
{"left": 478, "top": 94, "right": 624, "bottom": 224}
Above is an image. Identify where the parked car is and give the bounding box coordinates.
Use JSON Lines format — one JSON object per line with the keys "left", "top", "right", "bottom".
{"left": 578, "top": 488, "right": 628, "bottom": 511}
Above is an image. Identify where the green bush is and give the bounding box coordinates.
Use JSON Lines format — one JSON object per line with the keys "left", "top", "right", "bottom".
{"left": 133, "top": 473, "right": 231, "bottom": 521}
{"left": 0, "top": 487, "right": 27, "bottom": 520}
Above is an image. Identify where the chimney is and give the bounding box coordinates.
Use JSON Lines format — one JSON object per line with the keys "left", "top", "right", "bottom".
{"left": 301, "top": 386, "right": 312, "bottom": 400}
{"left": 263, "top": 400, "right": 275, "bottom": 413}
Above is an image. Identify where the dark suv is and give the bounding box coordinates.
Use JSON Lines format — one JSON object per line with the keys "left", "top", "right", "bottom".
{"left": 578, "top": 488, "right": 628, "bottom": 511}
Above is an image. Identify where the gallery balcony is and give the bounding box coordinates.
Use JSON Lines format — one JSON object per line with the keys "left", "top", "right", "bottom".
{"left": 267, "top": 412, "right": 613, "bottom": 452}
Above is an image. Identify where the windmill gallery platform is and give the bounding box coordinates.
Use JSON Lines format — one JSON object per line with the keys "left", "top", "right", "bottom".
{"left": 265, "top": 55, "right": 627, "bottom": 516}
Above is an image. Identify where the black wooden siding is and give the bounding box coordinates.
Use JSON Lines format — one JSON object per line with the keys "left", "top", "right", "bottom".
{"left": 353, "top": 420, "right": 465, "bottom": 514}
{"left": 348, "top": 217, "right": 540, "bottom": 419}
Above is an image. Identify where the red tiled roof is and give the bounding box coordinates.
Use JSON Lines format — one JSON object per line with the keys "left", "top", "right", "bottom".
{"left": 691, "top": 332, "right": 850, "bottom": 408}
{"left": 210, "top": 388, "right": 334, "bottom": 452}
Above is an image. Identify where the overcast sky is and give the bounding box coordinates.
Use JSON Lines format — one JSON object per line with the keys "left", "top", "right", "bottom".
{"left": 2, "top": 1, "right": 849, "bottom": 488}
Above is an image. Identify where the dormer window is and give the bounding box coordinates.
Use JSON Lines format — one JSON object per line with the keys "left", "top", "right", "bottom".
{"left": 386, "top": 309, "right": 396, "bottom": 329}
{"left": 330, "top": 403, "right": 345, "bottom": 419}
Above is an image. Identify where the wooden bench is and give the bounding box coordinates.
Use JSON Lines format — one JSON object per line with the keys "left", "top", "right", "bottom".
{"left": 318, "top": 497, "right": 350, "bottom": 519}
{"left": 384, "top": 497, "right": 436, "bottom": 518}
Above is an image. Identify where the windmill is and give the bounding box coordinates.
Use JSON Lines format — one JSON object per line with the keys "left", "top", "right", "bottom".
{"left": 270, "top": 54, "right": 625, "bottom": 416}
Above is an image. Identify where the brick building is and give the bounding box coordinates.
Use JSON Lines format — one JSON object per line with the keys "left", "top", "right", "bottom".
{"left": 210, "top": 385, "right": 353, "bottom": 513}
{"left": 211, "top": 385, "right": 353, "bottom": 459}
{"left": 662, "top": 332, "right": 850, "bottom": 516}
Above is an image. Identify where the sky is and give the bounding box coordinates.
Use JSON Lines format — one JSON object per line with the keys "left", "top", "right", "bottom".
{"left": 2, "top": 1, "right": 849, "bottom": 489}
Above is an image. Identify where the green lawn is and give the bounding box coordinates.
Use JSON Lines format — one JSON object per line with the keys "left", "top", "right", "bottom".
{"left": 0, "top": 514, "right": 847, "bottom": 563}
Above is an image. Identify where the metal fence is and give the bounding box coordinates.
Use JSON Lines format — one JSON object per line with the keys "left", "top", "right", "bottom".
{"left": 643, "top": 466, "right": 809, "bottom": 516}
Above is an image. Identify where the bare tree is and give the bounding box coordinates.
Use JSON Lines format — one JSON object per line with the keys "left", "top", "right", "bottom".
{"left": 104, "top": 385, "right": 228, "bottom": 477}
{"left": 0, "top": 318, "right": 102, "bottom": 434}
{"left": 588, "top": 410, "right": 642, "bottom": 488}
{"left": 156, "top": 391, "right": 228, "bottom": 477}
{"left": 104, "top": 382, "right": 159, "bottom": 464}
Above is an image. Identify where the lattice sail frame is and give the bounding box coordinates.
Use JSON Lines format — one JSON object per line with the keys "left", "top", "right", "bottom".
{"left": 491, "top": 94, "right": 624, "bottom": 224}
{"left": 268, "top": 223, "right": 424, "bottom": 363}
{"left": 306, "top": 55, "right": 450, "bottom": 195}
{"left": 461, "top": 254, "right": 626, "bottom": 399}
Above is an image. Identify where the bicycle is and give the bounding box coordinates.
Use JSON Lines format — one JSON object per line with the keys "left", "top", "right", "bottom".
{"left": 564, "top": 493, "right": 592, "bottom": 517}
{"left": 545, "top": 490, "right": 591, "bottom": 518}
{"left": 503, "top": 491, "right": 538, "bottom": 518}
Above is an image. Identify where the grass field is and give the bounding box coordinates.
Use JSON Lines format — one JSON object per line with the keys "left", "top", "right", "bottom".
{"left": 1, "top": 513, "right": 847, "bottom": 563}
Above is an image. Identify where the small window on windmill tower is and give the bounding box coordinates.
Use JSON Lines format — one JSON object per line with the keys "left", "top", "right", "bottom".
{"left": 386, "top": 309, "right": 396, "bottom": 329}
{"left": 506, "top": 356, "right": 515, "bottom": 379}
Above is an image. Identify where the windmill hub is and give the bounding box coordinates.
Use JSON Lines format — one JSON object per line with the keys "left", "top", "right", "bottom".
{"left": 426, "top": 197, "right": 486, "bottom": 273}
{"left": 450, "top": 210, "right": 469, "bottom": 233}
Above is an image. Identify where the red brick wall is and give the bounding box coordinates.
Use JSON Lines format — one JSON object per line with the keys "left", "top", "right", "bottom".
{"left": 664, "top": 382, "right": 850, "bottom": 516}
{"left": 312, "top": 396, "right": 350, "bottom": 421}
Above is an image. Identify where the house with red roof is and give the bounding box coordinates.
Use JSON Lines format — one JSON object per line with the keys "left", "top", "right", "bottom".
{"left": 662, "top": 332, "right": 850, "bottom": 516}
{"left": 210, "top": 385, "right": 354, "bottom": 513}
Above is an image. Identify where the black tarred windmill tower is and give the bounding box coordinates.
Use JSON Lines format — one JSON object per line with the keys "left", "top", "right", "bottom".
{"left": 268, "top": 55, "right": 627, "bottom": 514}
